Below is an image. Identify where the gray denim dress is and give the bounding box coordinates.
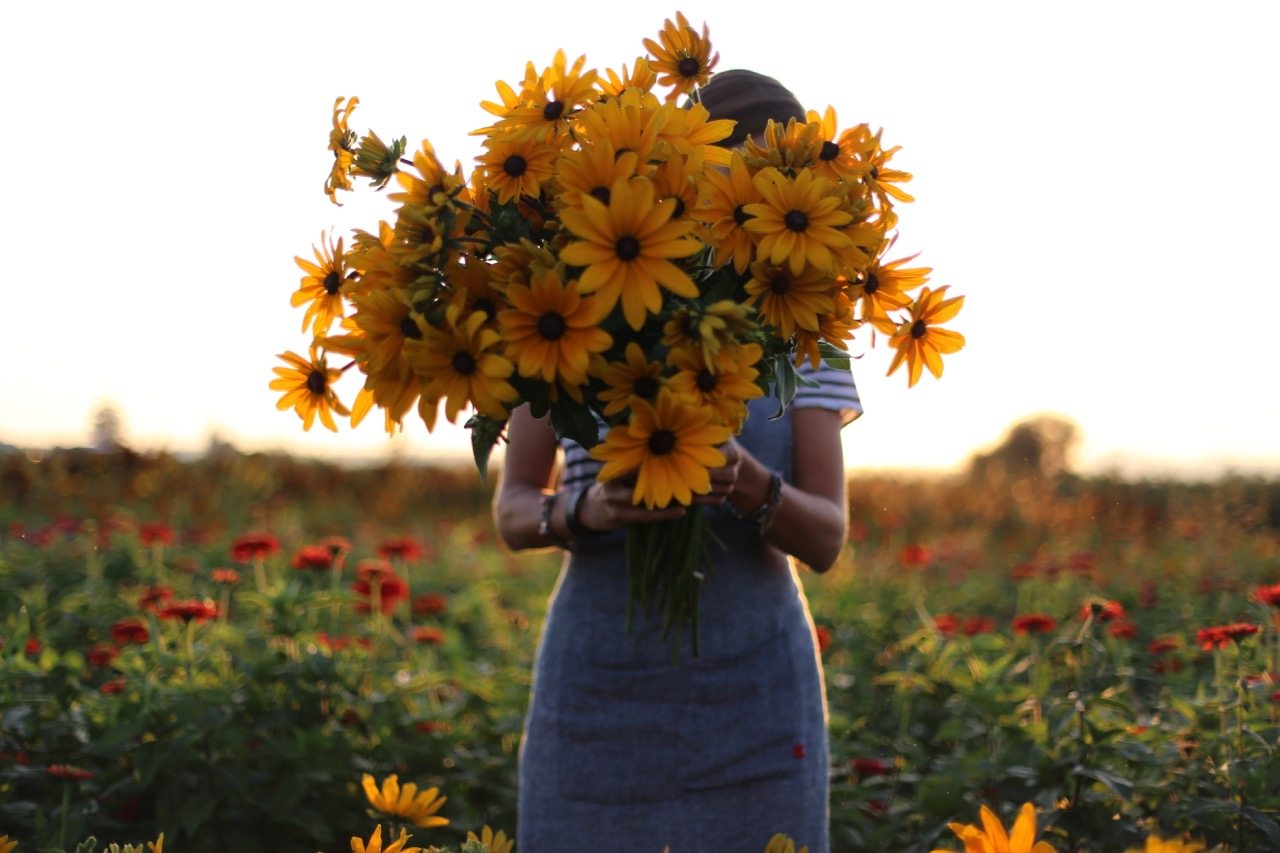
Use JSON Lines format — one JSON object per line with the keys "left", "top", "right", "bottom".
{"left": 517, "top": 365, "right": 860, "bottom": 853}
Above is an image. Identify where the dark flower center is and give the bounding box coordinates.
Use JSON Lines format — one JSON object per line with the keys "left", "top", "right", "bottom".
{"left": 770, "top": 276, "right": 791, "bottom": 295}
{"left": 870, "top": 166, "right": 880, "bottom": 180}
{"left": 648, "top": 429, "right": 677, "bottom": 455}
{"left": 537, "top": 312, "right": 567, "bottom": 340}
{"left": 911, "top": 319, "right": 928, "bottom": 339}
{"left": 696, "top": 370, "right": 718, "bottom": 392}
{"left": 820, "top": 141, "right": 840, "bottom": 162}
{"left": 615, "top": 236, "right": 641, "bottom": 261}
{"left": 732, "top": 205, "right": 750, "bottom": 226}
{"left": 474, "top": 298, "right": 498, "bottom": 320}
{"left": 543, "top": 100, "right": 565, "bottom": 121}
{"left": 503, "top": 155, "right": 528, "bottom": 177}
{"left": 784, "top": 210, "right": 809, "bottom": 232}
{"left": 452, "top": 352, "right": 477, "bottom": 375}
{"left": 633, "top": 375, "right": 659, "bottom": 399}
{"left": 677, "top": 57, "right": 701, "bottom": 78}
{"left": 864, "top": 274, "right": 879, "bottom": 295}
{"left": 323, "top": 270, "right": 342, "bottom": 295}
{"left": 306, "top": 370, "right": 327, "bottom": 395}
{"left": 589, "top": 186, "right": 611, "bottom": 205}
{"left": 400, "top": 316, "right": 423, "bottom": 339}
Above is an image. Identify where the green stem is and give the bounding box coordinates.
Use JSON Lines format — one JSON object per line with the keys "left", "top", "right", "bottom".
{"left": 57, "top": 780, "right": 70, "bottom": 849}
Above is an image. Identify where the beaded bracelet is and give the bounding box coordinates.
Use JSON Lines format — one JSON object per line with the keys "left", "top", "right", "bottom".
{"left": 730, "top": 469, "right": 784, "bottom": 535}
{"left": 564, "top": 485, "right": 603, "bottom": 540}
{"left": 538, "top": 492, "right": 572, "bottom": 549}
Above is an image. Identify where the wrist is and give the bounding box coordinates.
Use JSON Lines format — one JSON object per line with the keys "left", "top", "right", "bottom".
{"left": 538, "top": 492, "right": 572, "bottom": 549}
{"left": 565, "top": 484, "right": 604, "bottom": 539}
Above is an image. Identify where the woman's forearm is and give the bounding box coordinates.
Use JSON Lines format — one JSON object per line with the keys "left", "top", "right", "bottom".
{"left": 728, "top": 449, "right": 847, "bottom": 572}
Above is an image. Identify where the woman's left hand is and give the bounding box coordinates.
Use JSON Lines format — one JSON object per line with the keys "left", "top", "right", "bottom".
{"left": 694, "top": 438, "right": 743, "bottom": 505}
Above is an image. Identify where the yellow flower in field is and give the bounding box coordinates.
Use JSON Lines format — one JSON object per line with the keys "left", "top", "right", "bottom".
{"left": 498, "top": 268, "right": 613, "bottom": 388}
{"left": 745, "top": 261, "right": 836, "bottom": 339}
{"left": 590, "top": 388, "right": 730, "bottom": 509}
{"left": 350, "top": 824, "right": 422, "bottom": 853}
{"left": 465, "top": 826, "right": 514, "bottom": 853}
{"left": 845, "top": 238, "right": 929, "bottom": 334}
{"left": 597, "top": 56, "right": 658, "bottom": 98}
{"left": 475, "top": 137, "right": 558, "bottom": 205}
{"left": 643, "top": 11, "right": 719, "bottom": 100}
{"left": 292, "top": 230, "right": 355, "bottom": 336}
{"left": 887, "top": 285, "right": 965, "bottom": 387}
{"left": 326, "top": 96, "right": 359, "bottom": 204}
{"left": 595, "top": 342, "right": 665, "bottom": 416}
{"left": 1122, "top": 837, "right": 1206, "bottom": 853}
{"left": 270, "top": 349, "right": 350, "bottom": 432}
{"left": 1, "top": 834, "right": 18, "bottom": 853}
{"left": 806, "top": 106, "right": 868, "bottom": 183}
{"left": 559, "top": 177, "right": 702, "bottom": 330}
{"left": 930, "top": 803, "right": 1057, "bottom": 853}
{"left": 361, "top": 773, "right": 449, "bottom": 829}
{"left": 744, "top": 167, "right": 854, "bottom": 276}
{"left": 742, "top": 116, "right": 824, "bottom": 173}
{"left": 667, "top": 342, "right": 764, "bottom": 429}
{"left": 694, "top": 150, "right": 762, "bottom": 274}
{"left": 555, "top": 140, "right": 641, "bottom": 212}
{"left": 485, "top": 50, "right": 599, "bottom": 144}
{"left": 764, "top": 833, "right": 809, "bottom": 853}
{"left": 404, "top": 306, "right": 517, "bottom": 428}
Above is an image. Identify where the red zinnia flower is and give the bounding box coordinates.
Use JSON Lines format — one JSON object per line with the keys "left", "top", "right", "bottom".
{"left": 933, "top": 614, "right": 958, "bottom": 637}
{"left": 100, "top": 678, "right": 126, "bottom": 695}
{"left": 291, "top": 545, "right": 334, "bottom": 571}
{"left": 352, "top": 572, "right": 410, "bottom": 614}
{"left": 88, "top": 644, "right": 119, "bottom": 667}
{"left": 1197, "top": 622, "right": 1259, "bottom": 650}
{"left": 230, "top": 532, "right": 280, "bottom": 562}
{"left": 814, "top": 624, "right": 833, "bottom": 654}
{"left": 138, "top": 522, "right": 175, "bottom": 546}
{"left": 158, "top": 599, "right": 219, "bottom": 623}
{"left": 315, "top": 632, "right": 372, "bottom": 652}
{"left": 317, "top": 535, "right": 353, "bottom": 557}
{"left": 409, "top": 626, "right": 445, "bottom": 645}
{"left": 962, "top": 616, "right": 996, "bottom": 636}
{"left": 25, "top": 637, "right": 42, "bottom": 655}
{"left": 1080, "top": 599, "right": 1127, "bottom": 623}
{"left": 851, "top": 757, "right": 891, "bottom": 778}
{"left": 378, "top": 536, "right": 427, "bottom": 562}
{"left": 1108, "top": 620, "right": 1137, "bottom": 640}
{"left": 1147, "top": 636, "right": 1181, "bottom": 655}
{"left": 47, "top": 764, "right": 95, "bottom": 780}
{"left": 1012, "top": 613, "right": 1057, "bottom": 635}
{"left": 137, "top": 584, "right": 173, "bottom": 612}
{"left": 899, "top": 544, "right": 932, "bottom": 568}
{"left": 110, "top": 618, "right": 150, "bottom": 646}
{"left": 412, "top": 593, "right": 449, "bottom": 617}
{"left": 355, "top": 558, "right": 396, "bottom": 584}
{"left": 1254, "top": 583, "right": 1280, "bottom": 608}
{"left": 211, "top": 568, "right": 240, "bottom": 585}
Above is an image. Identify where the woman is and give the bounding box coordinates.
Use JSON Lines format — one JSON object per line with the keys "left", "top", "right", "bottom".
{"left": 493, "top": 70, "right": 861, "bottom": 853}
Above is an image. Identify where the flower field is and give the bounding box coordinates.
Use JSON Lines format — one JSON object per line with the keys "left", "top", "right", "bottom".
{"left": 2, "top": 445, "right": 1278, "bottom": 852}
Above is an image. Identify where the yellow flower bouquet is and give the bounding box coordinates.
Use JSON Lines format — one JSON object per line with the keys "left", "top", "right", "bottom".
{"left": 273, "top": 11, "right": 964, "bottom": 654}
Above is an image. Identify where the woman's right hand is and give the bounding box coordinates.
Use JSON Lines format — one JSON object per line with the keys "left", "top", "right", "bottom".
{"left": 575, "top": 480, "right": 688, "bottom": 532}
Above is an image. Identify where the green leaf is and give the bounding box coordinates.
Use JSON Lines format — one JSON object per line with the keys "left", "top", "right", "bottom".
{"left": 1244, "top": 806, "right": 1280, "bottom": 849}
{"left": 74, "top": 837, "right": 100, "bottom": 853}
{"left": 771, "top": 354, "right": 798, "bottom": 419}
{"left": 818, "top": 340, "right": 853, "bottom": 370}
{"left": 548, "top": 396, "right": 600, "bottom": 449}
{"left": 466, "top": 414, "right": 507, "bottom": 486}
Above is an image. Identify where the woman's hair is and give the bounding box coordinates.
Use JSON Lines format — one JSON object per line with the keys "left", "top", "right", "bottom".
{"left": 696, "top": 69, "right": 806, "bottom": 148}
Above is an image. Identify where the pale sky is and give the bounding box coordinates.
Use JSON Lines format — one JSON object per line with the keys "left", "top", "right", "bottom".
{"left": 3, "top": 1, "right": 1277, "bottom": 477}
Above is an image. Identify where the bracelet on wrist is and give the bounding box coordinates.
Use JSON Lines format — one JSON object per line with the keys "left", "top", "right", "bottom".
{"left": 730, "top": 469, "right": 784, "bottom": 535}
{"left": 538, "top": 491, "right": 572, "bottom": 549}
{"left": 564, "top": 484, "right": 603, "bottom": 540}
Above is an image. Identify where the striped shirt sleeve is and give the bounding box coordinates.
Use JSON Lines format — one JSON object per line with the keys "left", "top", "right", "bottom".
{"left": 793, "top": 360, "right": 863, "bottom": 427}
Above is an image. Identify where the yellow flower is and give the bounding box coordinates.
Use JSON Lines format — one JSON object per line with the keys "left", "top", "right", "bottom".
{"left": 465, "top": 826, "right": 514, "bottom": 853}
{"left": 326, "top": 96, "right": 359, "bottom": 205}
{"left": 484, "top": 50, "right": 599, "bottom": 144}
{"left": 404, "top": 306, "right": 517, "bottom": 428}
{"left": 806, "top": 106, "right": 867, "bottom": 183}
{"left": 744, "top": 260, "right": 836, "bottom": 340}
{"left": 848, "top": 123, "right": 915, "bottom": 208}
{"left": 575, "top": 89, "right": 668, "bottom": 167}
{"left": 559, "top": 177, "right": 702, "bottom": 330}
{"left": 742, "top": 116, "right": 825, "bottom": 174}
{"left": 1, "top": 835, "right": 18, "bottom": 853}
{"left": 643, "top": 11, "right": 719, "bottom": 100}
{"left": 597, "top": 56, "right": 658, "bottom": 98}
{"left": 104, "top": 836, "right": 163, "bottom": 853}
{"left": 743, "top": 167, "right": 854, "bottom": 276}
{"left": 594, "top": 342, "right": 666, "bottom": 417}
{"left": 270, "top": 349, "right": 351, "bottom": 432}
{"left": 694, "top": 150, "right": 762, "bottom": 274}
{"left": 292, "top": 230, "right": 355, "bottom": 337}
{"left": 590, "top": 388, "right": 730, "bottom": 509}
{"left": 886, "top": 285, "right": 965, "bottom": 387}
{"left": 148, "top": 833, "right": 164, "bottom": 853}
{"left": 666, "top": 342, "right": 764, "bottom": 429}
{"left": 1122, "top": 837, "right": 1206, "bottom": 853}
{"left": 845, "top": 237, "right": 928, "bottom": 334}
{"left": 388, "top": 139, "right": 469, "bottom": 220}
{"left": 764, "top": 834, "right": 809, "bottom": 853}
{"left": 661, "top": 299, "right": 758, "bottom": 369}
{"left": 361, "top": 773, "right": 449, "bottom": 829}
{"left": 350, "top": 825, "right": 423, "bottom": 853}
{"left": 498, "top": 268, "right": 613, "bottom": 388}
{"left": 474, "top": 137, "right": 558, "bottom": 205}
{"left": 554, "top": 140, "right": 641, "bottom": 212}
{"left": 930, "top": 803, "right": 1057, "bottom": 853}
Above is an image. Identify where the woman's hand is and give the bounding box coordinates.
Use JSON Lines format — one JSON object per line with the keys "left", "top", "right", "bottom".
{"left": 693, "top": 438, "right": 743, "bottom": 506}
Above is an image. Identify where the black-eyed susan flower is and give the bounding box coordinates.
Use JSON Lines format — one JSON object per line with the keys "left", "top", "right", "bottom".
{"left": 465, "top": 826, "right": 514, "bottom": 853}
{"left": 350, "top": 824, "right": 424, "bottom": 853}
{"left": 292, "top": 230, "right": 356, "bottom": 336}
{"left": 575, "top": 90, "right": 669, "bottom": 166}
{"left": 846, "top": 239, "right": 930, "bottom": 334}
{"left": 326, "top": 96, "right": 359, "bottom": 205}
{"left": 744, "top": 261, "right": 836, "bottom": 339}
{"left": 498, "top": 268, "right": 613, "bottom": 388}
{"left": 666, "top": 342, "right": 764, "bottom": 429}
{"left": 590, "top": 388, "right": 730, "bottom": 508}
{"left": 388, "top": 139, "right": 469, "bottom": 219}
{"left": 742, "top": 116, "right": 824, "bottom": 173}
{"left": 649, "top": 150, "right": 703, "bottom": 223}
{"left": 849, "top": 124, "right": 915, "bottom": 207}
{"left": 1122, "top": 837, "right": 1206, "bottom": 853}
{"left": 658, "top": 100, "right": 735, "bottom": 167}
{"left": 485, "top": 50, "right": 599, "bottom": 144}
{"left": 0, "top": 834, "right": 17, "bottom": 853}
{"left": 404, "top": 306, "right": 517, "bottom": 428}
{"left": 594, "top": 342, "right": 665, "bottom": 416}
{"left": 474, "top": 137, "right": 557, "bottom": 205}
{"left": 555, "top": 141, "right": 641, "bottom": 212}
{"left": 806, "top": 106, "right": 867, "bottom": 183}
{"left": 886, "top": 285, "right": 965, "bottom": 387}
{"left": 764, "top": 834, "right": 809, "bottom": 853}
{"left": 928, "top": 802, "right": 1057, "bottom": 853}
{"left": 744, "top": 167, "right": 854, "bottom": 276}
{"left": 643, "top": 11, "right": 719, "bottom": 101}
{"left": 559, "top": 177, "right": 702, "bottom": 330}
{"left": 694, "top": 150, "right": 762, "bottom": 274}
{"left": 270, "top": 349, "right": 350, "bottom": 432}
{"left": 660, "top": 300, "right": 758, "bottom": 369}
{"left": 361, "top": 773, "right": 448, "bottom": 829}
{"left": 597, "top": 56, "right": 658, "bottom": 98}
{"left": 352, "top": 130, "right": 407, "bottom": 190}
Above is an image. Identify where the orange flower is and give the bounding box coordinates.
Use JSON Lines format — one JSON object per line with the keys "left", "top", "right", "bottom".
{"left": 1012, "top": 613, "right": 1057, "bottom": 635}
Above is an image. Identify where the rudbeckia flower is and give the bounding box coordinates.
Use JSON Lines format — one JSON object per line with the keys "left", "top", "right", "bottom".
{"left": 465, "top": 826, "right": 514, "bottom": 853}
{"left": 349, "top": 824, "right": 423, "bottom": 853}
{"left": 498, "top": 268, "right": 613, "bottom": 390}
{"left": 292, "top": 230, "right": 356, "bottom": 336}
{"left": 643, "top": 11, "right": 719, "bottom": 100}
{"left": 270, "top": 349, "right": 351, "bottom": 432}
{"left": 404, "top": 307, "right": 517, "bottom": 428}
{"left": 361, "top": 773, "right": 448, "bottom": 829}
{"left": 594, "top": 342, "right": 666, "bottom": 417}
{"left": 929, "top": 802, "right": 1058, "bottom": 853}
{"left": 1122, "top": 836, "right": 1206, "bottom": 853}
{"left": 885, "top": 285, "right": 965, "bottom": 387}
{"left": 743, "top": 167, "right": 854, "bottom": 277}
